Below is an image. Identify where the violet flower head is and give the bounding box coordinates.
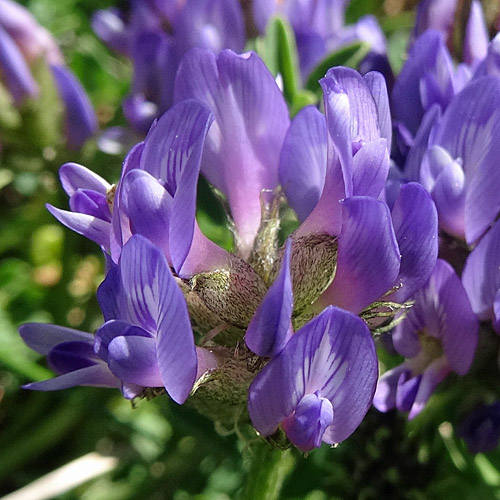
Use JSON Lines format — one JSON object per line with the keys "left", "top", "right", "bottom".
{"left": 0, "top": 0, "right": 97, "bottom": 148}
{"left": 374, "top": 259, "right": 478, "bottom": 419}
{"left": 20, "top": 49, "right": 442, "bottom": 452}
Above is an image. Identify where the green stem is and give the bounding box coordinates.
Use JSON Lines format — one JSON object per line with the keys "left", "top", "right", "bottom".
{"left": 239, "top": 440, "right": 296, "bottom": 500}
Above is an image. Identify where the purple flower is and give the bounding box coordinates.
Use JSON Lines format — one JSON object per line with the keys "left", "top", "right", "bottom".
{"left": 374, "top": 259, "right": 478, "bottom": 419}
{"left": 392, "top": 30, "right": 458, "bottom": 139}
{"left": 248, "top": 306, "right": 378, "bottom": 452}
{"left": 93, "top": 0, "right": 245, "bottom": 134}
{"left": 175, "top": 49, "right": 290, "bottom": 257}
{"left": 418, "top": 76, "right": 500, "bottom": 244}
{"left": 20, "top": 234, "right": 203, "bottom": 403}
{"left": 96, "top": 234, "right": 199, "bottom": 403}
{"left": 279, "top": 67, "right": 437, "bottom": 314}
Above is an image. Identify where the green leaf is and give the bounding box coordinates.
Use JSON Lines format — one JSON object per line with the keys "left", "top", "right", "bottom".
{"left": 255, "top": 19, "right": 279, "bottom": 77}
{"left": 256, "top": 16, "right": 302, "bottom": 105}
{"left": 305, "top": 42, "right": 371, "bottom": 93}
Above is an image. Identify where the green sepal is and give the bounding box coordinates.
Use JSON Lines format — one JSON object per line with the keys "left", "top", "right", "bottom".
{"left": 305, "top": 41, "right": 371, "bottom": 93}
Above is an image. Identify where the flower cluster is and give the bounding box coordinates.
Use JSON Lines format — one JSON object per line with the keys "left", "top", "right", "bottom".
{"left": 375, "top": 0, "right": 500, "bottom": 425}
{"left": 17, "top": 0, "right": 500, "bottom": 455}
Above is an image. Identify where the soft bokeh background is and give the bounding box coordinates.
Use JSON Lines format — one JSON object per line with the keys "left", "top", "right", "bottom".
{"left": 2, "top": 1, "right": 500, "bottom": 498}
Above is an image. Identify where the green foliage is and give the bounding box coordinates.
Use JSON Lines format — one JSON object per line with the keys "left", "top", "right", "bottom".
{"left": 305, "top": 42, "right": 371, "bottom": 93}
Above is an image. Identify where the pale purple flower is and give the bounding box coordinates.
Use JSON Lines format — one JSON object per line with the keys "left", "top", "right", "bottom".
{"left": 175, "top": 49, "right": 290, "bottom": 257}
{"left": 278, "top": 67, "right": 438, "bottom": 314}
{"left": 412, "top": 0, "right": 489, "bottom": 68}
{"left": 374, "top": 259, "right": 478, "bottom": 419}
{"left": 418, "top": 76, "right": 500, "bottom": 244}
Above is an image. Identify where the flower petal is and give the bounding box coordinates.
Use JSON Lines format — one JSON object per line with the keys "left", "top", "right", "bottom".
{"left": 19, "top": 323, "right": 94, "bottom": 355}
{"left": 323, "top": 66, "right": 381, "bottom": 144}
{"left": 0, "top": 24, "right": 38, "bottom": 103}
{"left": 175, "top": 0, "right": 245, "bottom": 54}
{"left": 139, "top": 99, "right": 214, "bottom": 272}
{"left": 319, "top": 197, "right": 400, "bottom": 313}
{"left": 23, "top": 364, "right": 119, "bottom": 391}
{"left": 373, "top": 364, "right": 410, "bottom": 412}
{"left": 390, "top": 183, "right": 438, "bottom": 302}
{"left": 363, "top": 71, "right": 392, "bottom": 147}
{"left": 47, "top": 341, "right": 98, "bottom": 374}
{"left": 95, "top": 319, "right": 151, "bottom": 362}
{"left": 245, "top": 239, "right": 293, "bottom": 358}
{"left": 464, "top": 0, "right": 489, "bottom": 67}
{"left": 433, "top": 76, "right": 500, "bottom": 244}
{"left": 121, "top": 169, "right": 173, "bottom": 258}
{"left": 462, "top": 219, "right": 500, "bottom": 320}
{"left": 110, "top": 141, "right": 145, "bottom": 263}
{"left": 108, "top": 335, "right": 163, "bottom": 387}
{"left": 351, "top": 138, "right": 389, "bottom": 198}
{"left": 408, "top": 356, "right": 449, "bottom": 419}
{"left": 59, "top": 162, "right": 110, "bottom": 197}
{"left": 46, "top": 204, "right": 111, "bottom": 249}
{"left": 70, "top": 189, "right": 111, "bottom": 222}
{"left": 279, "top": 106, "right": 327, "bottom": 222}
{"left": 404, "top": 104, "right": 441, "bottom": 182}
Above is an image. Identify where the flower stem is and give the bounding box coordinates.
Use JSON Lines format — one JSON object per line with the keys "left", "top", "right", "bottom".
{"left": 239, "top": 441, "right": 296, "bottom": 500}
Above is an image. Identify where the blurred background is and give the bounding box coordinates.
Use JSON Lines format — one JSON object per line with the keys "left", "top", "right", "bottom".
{"left": 2, "top": 1, "right": 500, "bottom": 499}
